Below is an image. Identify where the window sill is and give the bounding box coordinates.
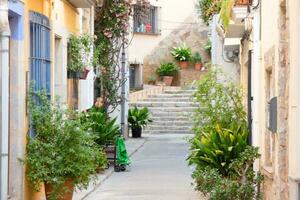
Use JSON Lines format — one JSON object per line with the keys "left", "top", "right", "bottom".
{"left": 133, "top": 32, "right": 160, "bottom": 36}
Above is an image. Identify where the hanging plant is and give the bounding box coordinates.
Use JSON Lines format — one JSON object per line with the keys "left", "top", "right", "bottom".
{"left": 68, "top": 34, "right": 93, "bottom": 72}
{"left": 219, "top": 0, "right": 235, "bottom": 31}
{"left": 196, "top": 0, "right": 222, "bottom": 25}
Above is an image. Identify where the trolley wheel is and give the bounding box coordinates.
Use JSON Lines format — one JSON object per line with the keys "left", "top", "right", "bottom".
{"left": 114, "top": 165, "right": 121, "bottom": 172}
{"left": 120, "top": 164, "right": 126, "bottom": 171}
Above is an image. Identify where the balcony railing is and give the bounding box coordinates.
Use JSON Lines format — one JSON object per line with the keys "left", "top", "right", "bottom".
{"left": 235, "top": 0, "right": 252, "bottom": 6}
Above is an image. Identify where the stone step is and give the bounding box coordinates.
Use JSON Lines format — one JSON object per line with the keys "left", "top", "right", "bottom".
{"left": 163, "top": 90, "right": 196, "bottom": 94}
{"left": 131, "top": 102, "right": 199, "bottom": 108}
{"left": 143, "top": 130, "right": 193, "bottom": 134}
{"left": 146, "top": 125, "right": 192, "bottom": 131}
{"left": 150, "top": 112, "right": 192, "bottom": 117}
{"left": 150, "top": 121, "right": 192, "bottom": 126}
{"left": 151, "top": 116, "right": 191, "bottom": 121}
{"left": 138, "top": 107, "right": 197, "bottom": 112}
{"left": 149, "top": 94, "right": 195, "bottom": 98}
{"left": 140, "top": 97, "right": 194, "bottom": 102}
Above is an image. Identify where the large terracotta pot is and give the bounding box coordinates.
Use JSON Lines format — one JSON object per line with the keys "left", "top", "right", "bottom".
{"left": 163, "top": 76, "right": 174, "bottom": 86}
{"left": 132, "top": 126, "right": 142, "bottom": 138}
{"left": 179, "top": 61, "right": 189, "bottom": 69}
{"left": 45, "top": 179, "right": 74, "bottom": 200}
{"left": 194, "top": 63, "right": 202, "bottom": 71}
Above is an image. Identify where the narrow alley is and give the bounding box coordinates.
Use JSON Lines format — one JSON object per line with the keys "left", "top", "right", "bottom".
{"left": 85, "top": 134, "right": 203, "bottom": 200}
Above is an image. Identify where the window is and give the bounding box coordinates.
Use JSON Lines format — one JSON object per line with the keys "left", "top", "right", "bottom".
{"left": 29, "top": 11, "right": 51, "bottom": 96}
{"left": 133, "top": 5, "right": 159, "bottom": 34}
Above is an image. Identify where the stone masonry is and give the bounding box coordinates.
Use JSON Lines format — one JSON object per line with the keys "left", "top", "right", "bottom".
{"left": 143, "top": 15, "right": 210, "bottom": 86}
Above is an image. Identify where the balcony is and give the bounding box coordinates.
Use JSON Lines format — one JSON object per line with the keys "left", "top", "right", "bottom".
{"left": 67, "top": 0, "right": 96, "bottom": 8}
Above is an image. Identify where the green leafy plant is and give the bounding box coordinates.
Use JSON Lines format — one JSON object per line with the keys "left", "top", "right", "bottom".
{"left": 128, "top": 107, "right": 152, "bottom": 129}
{"left": 156, "top": 63, "right": 179, "bottom": 77}
{"left": 188, "top": 69, "right": 263, "bottom": 199}
{"left": 192, "top": 147, "right": 263, "bottom": 200}
{"left": 68, "top": 34, "right": 93, "bottom": 72}
{"left": 188, "top": 122, "right": 248, "bottom": 176}
{"left": 196, "top": 0, "right": 222, "bottom": 25}
{"left": 23, "top": 90, "right": 107, "bottom": 199}
{"left": 171, "top": 44, "right": 192, "bottom": 62}
{"left": 81, "top": 107, "right": 120, "bottom": 146}
{"left": 204, "top": 39, "right": 212, "bottom": 54}
{"left": 193, "top": 52, "right": 202, "bottom": 63}
{"left": 219, "top": 0, "right": 235, "bottom": 31}
{"left": 192, "top": 68, "right": 246, "bottom": 134}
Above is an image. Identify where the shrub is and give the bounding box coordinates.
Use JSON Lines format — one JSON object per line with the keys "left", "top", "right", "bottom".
{"left": 204, "top": 39, "right": 212, "bottom": 54}
{"left": 188, "top": 69, "right": 263, "bottom": 199}
{"left": 23, "top": 91, "right": 107, "bottom": 199}
{"left": 156, "top": 63, "right": 179, "bottom": 77}
{"left": 81, "top": 106, "right": 120, "bottom": 146}
{"left": 171, "top": 43, "right": 192, "bottom": 62}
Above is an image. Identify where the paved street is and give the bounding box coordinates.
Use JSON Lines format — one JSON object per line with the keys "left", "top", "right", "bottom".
{"left": 85, "top": 134, "right": 203, "bottom": 200}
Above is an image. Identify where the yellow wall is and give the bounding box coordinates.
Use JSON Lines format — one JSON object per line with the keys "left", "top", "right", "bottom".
{"left": 22, "top": 0, "right": 82, "bottom": 199}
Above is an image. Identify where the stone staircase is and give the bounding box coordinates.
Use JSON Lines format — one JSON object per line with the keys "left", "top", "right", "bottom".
{"left": 130, "top": 89, "right": 197, "bottom": 134}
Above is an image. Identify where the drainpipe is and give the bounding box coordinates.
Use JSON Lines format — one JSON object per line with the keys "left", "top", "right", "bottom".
{"left": 120, "top": 41, "right": 126, "bottom": 137}
{"left": 0, "top": 0, "right": 10, "bottom": 200}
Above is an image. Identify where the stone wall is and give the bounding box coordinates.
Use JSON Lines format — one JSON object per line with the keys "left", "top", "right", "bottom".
{"left": 143, "top": 15, "right": 210, "bottom": 86}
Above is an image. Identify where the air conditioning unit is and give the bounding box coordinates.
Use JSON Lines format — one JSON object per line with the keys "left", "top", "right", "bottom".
{"left": 224, "top": 38, "right": 241, "bottom": 51}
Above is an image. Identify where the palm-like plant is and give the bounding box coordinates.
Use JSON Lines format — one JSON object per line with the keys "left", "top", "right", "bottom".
{"left": 188, "top": 121, "right": 248, "bottom": 176}
{"left": 128, "top": 107, "right": 152, "bottom": 129}
{"left": 81, "top": 107, "right": 120, "bottom": 146}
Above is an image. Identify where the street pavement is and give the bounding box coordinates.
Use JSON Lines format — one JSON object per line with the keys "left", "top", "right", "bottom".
{"left": 84, "top": 134, "right": 204, "bottom": 200}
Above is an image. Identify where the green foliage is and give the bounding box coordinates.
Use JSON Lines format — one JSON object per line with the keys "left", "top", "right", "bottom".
{"left": 219, "top": 0, "right": 235, "bottom": 31}
{"left": 81, "top": 107, "right": 120, "bottom": 146}
{"left": 188, "top": 122, "right": 248, "bottom": 176}
{"left": 171, "top": 43, "right": 192, "bottom": 62}
{"left": 193, "top": 52, "right": 202, "bottom": 63}
{"left": 156, "top": 63, "right": 179, "bottom": 77}
{"left": 192, "top": 147, "right": 263, "bottom": 200}
{"left": 188, "top": 69, "right": 263, "bottom": 199}
{"left": 68, "top": 34, "right": 93, "bottom": 72}
{"left": 128, "top": 107, "right": 152, "bottom": 129}
{"left": 23, "top": 90, "right": 107, "bottom": 199}
{"left": 196, "top": 0, "right": 222, "bottom": 25}
{"left": 204, "top": 39, "right": 212, "bottom": 54}
{"left": 192, "top": 69, "right": 246, "bottom": 135}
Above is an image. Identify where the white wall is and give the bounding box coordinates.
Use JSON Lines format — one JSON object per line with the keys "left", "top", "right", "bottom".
{"left": 128, "top": 0, "right": 197, "bottom": 63}
{"left": 211, "top": 15, "right": 239, "bottom": 82}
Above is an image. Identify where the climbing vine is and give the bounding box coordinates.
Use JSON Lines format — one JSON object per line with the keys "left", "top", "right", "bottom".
{"left": 94, "top": 0, "right": 149, "bottom": 112}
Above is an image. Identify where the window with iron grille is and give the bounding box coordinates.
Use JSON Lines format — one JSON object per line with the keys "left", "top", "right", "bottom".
{"left": 29, "top": 11, "right": 51, "bottom": 136}
{"left": 133, "top": 5, "right": 159, "bottom": 34}
{"left": 29, "top": 11, "right": 51, "bottom": 96}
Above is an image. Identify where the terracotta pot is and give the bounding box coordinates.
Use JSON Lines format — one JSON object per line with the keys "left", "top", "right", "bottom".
{"left": 132, "top": 126, "right": 142, "bottom": 138}
{"left": 79, "top": 68, "right": 91, "bottom": 80}
{"left": 45, "top": 179, "right": 74, "bottom": 200}
{"left": 163, "top": 76, "right": 174, "bottom": 86}
{"left": 179, "top": 61, "right": 189, "bottom": 69}
{"left": 194, "top": 63, "right": 202, "bottom": 71}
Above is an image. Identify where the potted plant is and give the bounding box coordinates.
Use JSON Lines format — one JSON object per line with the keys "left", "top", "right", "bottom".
{"left": 171, "top": 43, "right": 192, "bottom": 69}
{"left": 156, "top": 63, "right": 179, "bottom": 86}
{"left": 67, "top": 34, "right": 93, "bottom": 80}
{"left": 204, "top": 39, "right": 212, "bottom": 56}
{"left": 23, "top": 91, "right": 107, "bottom": 200}
{"left": 193, "top": 52, "right": 202, "bottom": 71}
{"left": 147, "top": 74, "right": 157, "bottom": 85}
{"left": 128, "top": 107, "right": 152, "bottom": 138}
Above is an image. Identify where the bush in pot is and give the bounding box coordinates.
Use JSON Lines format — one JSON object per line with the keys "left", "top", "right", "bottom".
{"left": 23, "top": 91, "right": 107, "bottom": 200}
{"left": 128, "top": 107, "right": 152, "bottom": 138}
{"left": 156, "top": 63, "right": 179, "bottom": 86}
{"left": 171, "top": 43, "right": 192, "bottom": 69}
{"left": 193, "top": 52, "right": 202, "bottom": 71}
